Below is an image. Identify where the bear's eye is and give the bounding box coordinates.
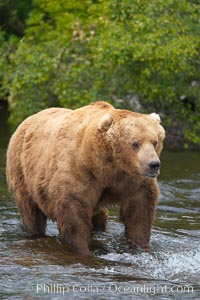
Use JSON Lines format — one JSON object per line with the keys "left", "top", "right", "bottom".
{"left": 132, "top": 141, "right": 140, "bottom": 149}
{"left": 152, "top": 140, "right": 158, "bottom": 147}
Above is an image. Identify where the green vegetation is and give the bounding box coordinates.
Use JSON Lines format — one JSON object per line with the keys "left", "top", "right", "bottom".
{"left": 0, "top": 0, "right": 200, "bottom": 147}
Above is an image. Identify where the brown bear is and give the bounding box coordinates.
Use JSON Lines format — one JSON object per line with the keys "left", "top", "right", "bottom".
{"left": 6, "top": 101, "right": 165, "bottom": 255}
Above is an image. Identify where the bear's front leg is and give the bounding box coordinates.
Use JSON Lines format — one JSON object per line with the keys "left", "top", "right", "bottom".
{"left": 56, "top": 199, "right": 92, "bottom": 255}
{"left": 120, "top": 180, "right": 158, "bottom": 253}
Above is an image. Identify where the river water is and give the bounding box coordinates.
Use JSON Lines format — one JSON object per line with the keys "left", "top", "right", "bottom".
{"left": 0, "top": 106, "right": 200, "bottom": 299}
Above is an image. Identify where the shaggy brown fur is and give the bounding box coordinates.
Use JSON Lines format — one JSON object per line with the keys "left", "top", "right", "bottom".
{"left": 6, "top": 101, "right": 165, "bottom": 255}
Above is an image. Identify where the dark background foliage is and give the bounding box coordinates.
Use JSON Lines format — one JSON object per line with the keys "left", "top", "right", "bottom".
{"left": 0, "top": 0, "right": 199, "bottom": 148}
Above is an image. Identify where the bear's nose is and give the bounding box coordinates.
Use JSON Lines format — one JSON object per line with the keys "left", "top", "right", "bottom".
{"left": 149, "top": 161, "right": 160, "bottom": 172}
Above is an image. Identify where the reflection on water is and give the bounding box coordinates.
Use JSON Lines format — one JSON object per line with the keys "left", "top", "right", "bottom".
{"left": 0, "top": 106, "right": 200, "bottom": 299}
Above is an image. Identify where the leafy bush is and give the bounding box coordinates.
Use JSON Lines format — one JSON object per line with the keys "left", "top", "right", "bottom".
{"left": 2, "top": 0, "right": 200, "bottom": 146}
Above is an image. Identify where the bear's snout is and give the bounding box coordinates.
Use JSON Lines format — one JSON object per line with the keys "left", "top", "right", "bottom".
{"left": 146, "top": 160, "right": 161, "bottom": 177}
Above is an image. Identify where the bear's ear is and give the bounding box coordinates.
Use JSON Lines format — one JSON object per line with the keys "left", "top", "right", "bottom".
{"left": 149, "top": 112, "right": 161, "bottom": 123}
{"left": 98, "top": 113, "right": 113, "bottom": 131}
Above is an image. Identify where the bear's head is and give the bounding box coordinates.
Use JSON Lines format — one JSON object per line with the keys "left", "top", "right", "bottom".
{"left": 98, "top": 111, "right": 165, "bottom": 179}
